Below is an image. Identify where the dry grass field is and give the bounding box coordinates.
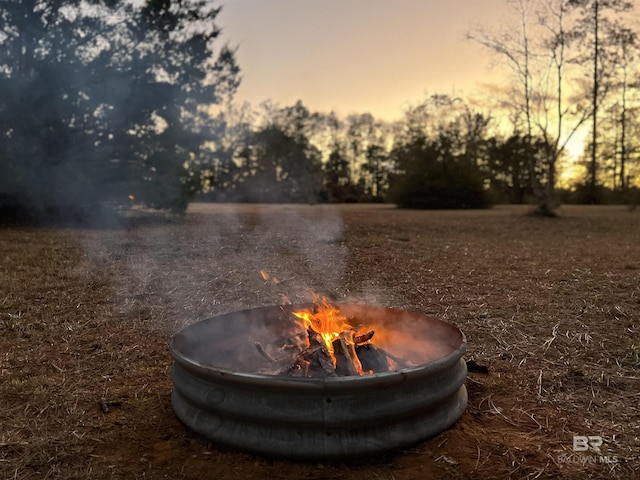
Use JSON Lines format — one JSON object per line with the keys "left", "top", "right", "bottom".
{"left": 1, "top": 203, "right": 639, "bottom": 479}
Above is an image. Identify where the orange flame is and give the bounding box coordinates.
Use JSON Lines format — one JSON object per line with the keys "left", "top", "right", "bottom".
{"left": 128, "top": 194, "right": 135, "bottom": 201}
{"left": 293, "top": 296, "right": 364, "bottom": 374}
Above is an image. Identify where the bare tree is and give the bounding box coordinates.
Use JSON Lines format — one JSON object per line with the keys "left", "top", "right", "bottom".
{"left": 613, "top": 29, "right": 636, "bottom": 191}
{"left": 599, "top": 25, "right": 639, "bottom": 191}
{"left": 568, "top": 0, "right": 634, "bottom": 202}
{"left": 468, "top": 0, "right": 591, "bottom": 215}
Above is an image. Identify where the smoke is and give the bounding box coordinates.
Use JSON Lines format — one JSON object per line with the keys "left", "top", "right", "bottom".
{"left": 0, "top": 0, "right": 237, "bottom": 225}
{"left": 76, "top": 202, "right": 468, "bottom": 378}
{"left": 240, "top": 204, "right": 349, "bottom": 301}
{"left": 78, "top": 203, "right": 351, "bottom": 334}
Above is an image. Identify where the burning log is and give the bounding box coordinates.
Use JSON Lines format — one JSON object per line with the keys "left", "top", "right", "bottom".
{"left": 302, "top": 329, "right": 335, "bottom": 376}
{"left": 276, "top": 331, "right": 405, "bottom": 378}
{"left": 279, "top": 329, "right": 335, "bottom": 377}
{"left": 271, "top": 323, "right": 407, "bottom": 378}
{"left": 333, "top": 331, "right": 363, "bottom": 376}
{"left": 356, "top": 344, "right": 391, "bottom": 373}
{"left": 354, "top": 329, "right": 375, "bottom": 344}
{"left": 258, "top": 297, "right": 411, "bottom": 378}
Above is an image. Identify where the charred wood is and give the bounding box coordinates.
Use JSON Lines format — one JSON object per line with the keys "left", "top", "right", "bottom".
{"left": 333, "top": 331, "right": 362, "bottom": 376}
{"left": 333, "top": 333, "right": 359, "bottom": 376}
{"left": 356, "top": 344, "right": 390, "bottom": 373}
{"left": 384, "top": 351, "right": 410, "bottom": 370}
{"left": 254, "top": 341, "right": 277, "bottom": 363}
{"left": 354, "top": 330, "right": 375, "bottom": 345}
{"left": 280, "top": 329, "right": 334, "bottom": 377}
{"left": 274, "top": 326, "right": 409, "bottom": 377}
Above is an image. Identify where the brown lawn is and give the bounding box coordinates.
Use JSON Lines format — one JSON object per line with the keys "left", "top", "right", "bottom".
{"left": 1, "top": 203, "right": 639, "bottom": 479}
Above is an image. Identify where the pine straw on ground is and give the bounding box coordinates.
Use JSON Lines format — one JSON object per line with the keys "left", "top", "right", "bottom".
{"left": 1, "top": 203, "right": 639, "bottom": 480}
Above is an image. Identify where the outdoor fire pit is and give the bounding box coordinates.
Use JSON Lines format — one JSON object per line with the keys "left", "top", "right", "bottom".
{"left": 170, "top": 302, "right": 467, "bottom": 461}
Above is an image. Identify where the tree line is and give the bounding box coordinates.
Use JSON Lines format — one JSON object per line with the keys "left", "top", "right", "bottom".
{"left": 198, "top": 96, "right": 541, "bottom": 209}
{"left": 469, "top": 0, "right": 640, "bottom": 213}
{"left": 0, "top": 0, "right": 239, "bottom": 222}
{"left": 1, "top": 0, "right": 639, "bottom": 223}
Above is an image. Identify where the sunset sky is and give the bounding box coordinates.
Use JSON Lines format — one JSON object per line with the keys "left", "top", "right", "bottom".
{"left": 217, "top": 0, "right": 507, "bottom": 122}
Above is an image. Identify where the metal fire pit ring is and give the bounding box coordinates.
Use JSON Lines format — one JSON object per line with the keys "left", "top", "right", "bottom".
{"left": 170, "top": 304, "right": 467, "bottom": 461}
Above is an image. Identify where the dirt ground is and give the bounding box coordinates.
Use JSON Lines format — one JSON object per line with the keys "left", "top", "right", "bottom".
{"left": 1, "top": 203, "right": 639, "bottom": 479}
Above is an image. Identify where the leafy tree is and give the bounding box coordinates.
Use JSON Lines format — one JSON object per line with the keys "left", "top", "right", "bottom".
{"left": 233, "top": 124, "right": 322, "bottom": 203}
{"left": 362, "top": 144, "right": 388, "bottom": 200}
{"left": 390, "top": 131, "right": 491, "bottom": 209}
{"left": 0, "top": 0, "right": 239, "bottom": 221}
{"left": 323, "top": 148, "right": 360, "bottom": 202}
{"left": 486, "top": 134, "right": 546, "bottom": 203}
{"left": 345, "top": 113, "right": 387, "bottom": 189}
{"left": 194, "top": 101, "right": 254, "bottom": 201}
{"left": 389, "top": 95, "right": 492, "bottom": 209}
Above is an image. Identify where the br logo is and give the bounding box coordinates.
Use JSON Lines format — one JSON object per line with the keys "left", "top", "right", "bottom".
{"left": 573, "top": 435, "right": 603, "bottom": 452}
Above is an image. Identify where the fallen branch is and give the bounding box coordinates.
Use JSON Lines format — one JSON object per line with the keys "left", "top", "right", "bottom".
{"left": 99, "top": 399, "right": 122, "bottom": 414}
{"left": 255, "top": 341, "right": 276, "bottom": 363}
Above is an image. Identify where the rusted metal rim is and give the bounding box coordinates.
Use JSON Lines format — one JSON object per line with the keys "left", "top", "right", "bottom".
{"left": 170, "top": 304, "right": 467, "bottom": 461}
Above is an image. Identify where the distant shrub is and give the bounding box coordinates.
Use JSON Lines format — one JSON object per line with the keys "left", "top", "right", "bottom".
{"left": 562, "top": 184, "right": 640, "bottom": 207}
{"left": 389, "top": 136, "right": 492, "bottom": 209}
